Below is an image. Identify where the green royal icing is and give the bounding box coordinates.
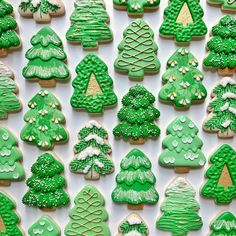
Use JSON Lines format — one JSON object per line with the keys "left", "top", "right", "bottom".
{"left": 28, "top": 216, "right": 60, "bottom": 236}
{"left": 113, "top": 0, "right": 160, "bottom": 16}
{"left": 159, "top": 115, "right": 206, "bottom": 171}
{"left": 203, "top": 15, "right": 236, "bottom": 75}
{"left": 23, "top": 26, "right": 70, "bottom": 84}
{"left": 159, "top": 0, "right": 207, "bottom": 43}
{"left": 22, "top": 152, "right": 70, "bottom": 209}
{"left": 209, "top": 212, "right": 236, "bottom": 235}
{"left": 70, "top": 120, "right": 114, "bottom": 180}
{"left": 0, "top": 192, "right": 23, "bottom": 236}
{"left": 203, "top": 77, "right": 236, "bottom": 138}
{"left": 0, "top": 126, "right": 25, "bottom": 182}
{"left": 201, "top": 144, "right": 236, "bottom": 204}
{"left": 159, "top": 48, "right": 207, "bottom": 109}
{"left": 66, "top": 0, "right": 112, "bottom": 49}
{"left": 113, "top": 84, "right": 160, "bottom": 143}
{"left": 0, "top": 62, "right": 21, "bottom": 119}
{"left": 71, "top": 54, "right": 117, "bottom": 113}
{"left": 65, "top": 184, "right": 110, "bottom": 236}
{"left": 207, "top": 0, "right": 236, "bottom": 11}
{"left": 112, "top": 148, "right": 159, "bottom": 207}
{"left": 156, "top": 177, "right": 203, "bottom": 236}
{"left": 114, "top": 19, "right": 160, "bottom": 81}
{"left": 20, "top": 89, "right": 68, "bottom": 150}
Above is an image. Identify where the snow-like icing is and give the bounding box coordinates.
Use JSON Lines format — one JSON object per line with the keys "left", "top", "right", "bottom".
{"left": 220, "top": 77, "right": 236, "bottom": 87}
{"left": 33, "top": 228, "right": 44, "bottom": 234}
{"left": 221, "top": 120, "right": 231, "bottom": 128}
{"left": 184, "top": 151, "right": 199, "bottom": 160}
{"left": 83, "top": 165, "right": 90, "bottom": 174}
{"left": 76, "top": 147, "right": 100, "bottom": 160}
{"left": 167, "top": 177, "right": 194, "bottom": 195}
{"left": 127, "top": 215, "right": 142, "bottom": 225}
{"left": 182, "top": 136, "right": 193, "bottom": 144}
{"left": 31, "top": 0, "right": 41, "bottom": 7}
{"left": 85, "top": 120, "right": 102, "bottom": 129}
{"left": 124, "top": 231, "right": 143, "bottom": 236}
{"left": 220, "top": 102, "right": 230, "bottom": 111}
{"left": 84, "top": 134, "right": 104, "bottom": 145}
{"left": 222, "top": 92, "right": 236, "bottom": 100}
{"left": 229, "top": 107, "right": 236, "bottom": 115}
{"left": 0, "top": 148, "right": 11, "bottom": 157}
{"left": 214, "top": 219, "right": 236, "bottom": 231}
{"left": 0, "top": 164, "right": 16, "bottom": 173}
{"left": 0, "top": 62, "right": 13, "bottom": 77}
{"left": 47, "top": 0, "right": 60, "bottom": 5}
{"left": 163, "top": 156, "right": 175, "bottom": 164}
{"left": 94, "top": 159, "right": 104, "bottom": 168}
{"left": 173, "top": 124, "right": 183, "bottom": 131}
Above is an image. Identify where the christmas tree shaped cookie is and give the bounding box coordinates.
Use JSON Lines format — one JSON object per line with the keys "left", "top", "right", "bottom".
{"left": 23, "top": 27, "right": 70, "bottom": 87}
{"left": 0, "top": 192, "right": 24, "bottom": 235}
{"left": 20, "top": 89, "right": 68, "bottom": 150}
{"left": 159, "top": 0, "right": 207, "bottom": 43}
{"left": 28, "top": 216, "right": 60, "bottom": 236}
{"left": 114, "top": 19, "right": 160, "bottom": 81}
{"left": 23, "top": 152, "right": 70, "bottom": 210}
{"left": 70, "top": 120, "right": 114, "bottom": 180}
{"left": 204, "top": 15, "right": 236, "bottom": 76}
{"left": 207, "top": 0, "right": 236, "bottom": 12}
{"left": 203, "top": 77, "right": 236, "bottom": 138}
{"left": 18, "top": 0, "right": 65, "bottom": 23}
{"left": 113, "top": 84, "right": 160, "bottom": 144}
{"left": 0, "top": 62, "right": 21, "bottom": 119}
{"left": 112, "top": 148, "right": 159, "bottom": 210}
{"left": 71, "top": 54, "right": 117, "bottom": 113}
{"left": 65, "top": 184, "right": 110, "bottom": 236}
{"left": 159, "top": 115, "right": 206, "bottom": 173}
{"left": 159, "top": 48, "right": 207, "bottom": 109}
{"left": 117, "top": 213, "right": 149, "bottom": 236}
{"left": 0, "top": 0, "right": 21, "bottom": 57}
{"left": 0, "top": 127, "right": 25, "bottom": 186}
{"left": 201, "top": 144, "right": 236, "bottom": 204}
{"left": 209, "top": 212, "right": 236, "bottom": 235}
{"left": 156, "top": 177, "right": 203, "bottom": 235}
{"left": 113, "top": 0, "right": 160, "bottom": 17}
{"left": 66, "top": 1, "right": 112, "bottom": 50}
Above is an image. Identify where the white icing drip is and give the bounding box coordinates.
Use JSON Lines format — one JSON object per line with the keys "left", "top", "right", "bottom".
{"left": 85, "top": 120, "right": 102, "bottom": 129}
{"left": 220, "top": 102, "right": 230, "bottom": 111}
{"left": 229, "top": 107, "right": 236, "bottom": 115}
{"left": 76, "top": 147, "right": 100, "bottom": 160}
{"left": 31, "top": 0, "right": 41, "bottom": 7}
{"left": 127, "top": 216, "right": 142, "bottom": 225}
{"left": 182, "top": 136, "right": 193, "bottom": 144}
{"left": 124, "top": 231, "right": 143, "bottom": 236}
{"left": 33, "top": 228, "right": 44, "bottom": 234}
{"left": 179, "top": 116, "right": 186, "bottom": 123}
{"left": 167, "top": 177, "right": 194, "bottom": 194}
{"left": 0, "top": 148, "right": 11, "bottom": 157}
{"left": 184, "top": 151, "right": 199, "bottom": 160}
{"left": 222, "top": 92, "right": 236, "bottom": 100}
{"left": 172, "top": 140, "right": 178, "bottom": 147}
{"left": 0, "top": 62, "right": 13, "bottom": 77}
{"left": 222, "top": 120, "right": 231, "bottom": 128}
{"left": 47, "top": 225, "right": 54, "bottom": 231}
{"left": 220, "top": 77, "right": 236, "bottom": 87}
{"left": 94, "top": 159, "right": 104, "bottom": 168}
{"left": 83, "top": 165, "right": 90, "bottom": 174}
{"left": 84, "top": 134, "right": 104, "bottom": 145}
{"left": 199, "top": 160, "right": 205, "bottom": 166}
{"left": 0, "top": 164, "right": 16, "bottom": 173}
{"left": 214, "top": 219, "right": 236, "bottom": 231}
{"left": 173, "top": 124, "right": 183, "bottom": 131}
{"left": 163, "top": 156, "right": 175, "bottom": 164}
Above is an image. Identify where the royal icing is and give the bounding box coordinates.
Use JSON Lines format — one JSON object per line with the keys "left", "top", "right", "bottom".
{"left": 22, "top": 26, "right": 70, "bottom": 86}
{"left": 112, "top": 148, "right": 159, "bottom": 208}
{"left": 156, "top": 177, "right": 203, "bottom": 235}
{"left": 203, "top": 77, "right": 236, "bottom": 138}
{"left": 70, "top": 121, "right": 114, "bottom": 180}
{"left": 70, "top": 54, "right": 117, "bottom": 113}
{"left": 204, "top": 15, "right": 236, "bottom": 75}
{"left": 113, "top": 0, "right": 160, "bottom": 16}
{"left": 159, "top": 48, "right": 207, "bottom": 109}
{"left": 22, "top": 152, "right": 70, "bottom": 209}
{"left": 65, "top": 184, "right": 110, "bottom": 236}
{"left": 66, "top": 0, "right": 112, "bottom": 49}
{"left": 28, "top": 216, "right": 60, "bottom": 236}
{"left": 201, "top": 144, "right": 236, "bottom": 204}
{"left": 118, "top": 213, "right": 149, "bottom": 236}
{"left": 209, "top": 212, "right": 236, "bottom": 235}
{"left": 0, "top": 192, "right": 23, "bottom": 235}
{"left": 0, "top": 127, "right": 25, "bottom": 183}
{"left": 113, "top": 84, "right": 160, "bottom": 144}
{"left": 159, "top": 115, "right": 206, "bottom": 171}
{"left": 0, "top": 62, "right": 21, "bottom": 119}
{"left": 114, "top": 19, "right": 160, "bottom": 80}
{"left": 159, "top": 0, "right": 207, "bottom": 43}
{"left": 20, "top": 89, "right": 68, "bottom": 150}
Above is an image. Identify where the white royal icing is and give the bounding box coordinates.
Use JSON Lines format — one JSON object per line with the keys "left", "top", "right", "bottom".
{"left": 220, "top": 77, "right": 236, "bottom": 87}
{"left": 163, "top": 156, "right": 176, "bottom": 164}
{"left": 124, "top": 231, "right": 143, "bottom": 236}
{"left": 127, "top": 215, "right": 142, "bottom": 225}
{"left": 85, "top": 120, "right": 102, "bottom": 129}
{"left": 222, "top": 92, "right": 236, "bottom": 100}
{"left": 0, "top": 62, "right": 13, "bottom": 77}
{"left": 84, "top": 134, "right": 104, "bottom": 145}
{"left": 76, "top": 147, "right": 100, "bottom": 160}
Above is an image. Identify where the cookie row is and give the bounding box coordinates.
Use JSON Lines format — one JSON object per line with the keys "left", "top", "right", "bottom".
{"left": 1, "top": 182, "right": 235, "bottom": 235}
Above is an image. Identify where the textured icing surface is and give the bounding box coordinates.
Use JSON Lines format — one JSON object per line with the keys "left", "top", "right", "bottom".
{"left": 204, "top": 15, "right": 236, "bottom": 72}
{"left": 71, "top": 54, "right": 117, "bottom": 113}
{"left": 208, "top": 0, "right": 236, "bottom": 11}
{"left": 203, "top": 77, "right": 236, "bottom": 138}
{"left": 0, "top": 192, "right": 23, "bottom": 235}
{"left": 22, "top": 152, "right": 70, "bottom": 208}
{"left": 159, "top": 48, "right": 207, "bottom": 108}
{"left": 70, "top": 120, "right": 114, "bottom": 179}
{"left": 65, "top": 184, "right": 110, "bottom": 236}
{"left": 159, "top": 0, "right": 207, "bottom": 42}
{"left": 114, "top": 19, "right": 160, "bottom": 80}
{"left": 159, "top": 115, "right": 206, "bottom": 169}
{"left": 156, "top": 177, "right": 203, "bottom": 235}
{"left": 201, "top": 144, "right": 236, "bottom": 204}
{"left": 112, "top": 148, "right": 159, "bottom": 206}
{"left": 23, "top": 26, "right": 70, "bottom": 83}
{"left": 113, "top": 84, "right": 160, "bottom": 142}
{"left": 28, "top": 216, "right": 60, "bottom": 236}
{"left": 20, "top": 89, "right": 68, "bottom": 150}
{"left": 0, "top": 126, "right": 25, "bottom": 181}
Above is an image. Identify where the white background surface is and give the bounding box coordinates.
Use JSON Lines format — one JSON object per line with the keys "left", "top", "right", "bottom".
{"left": 1, "top": 0, "right": 236, "bottom": 235}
